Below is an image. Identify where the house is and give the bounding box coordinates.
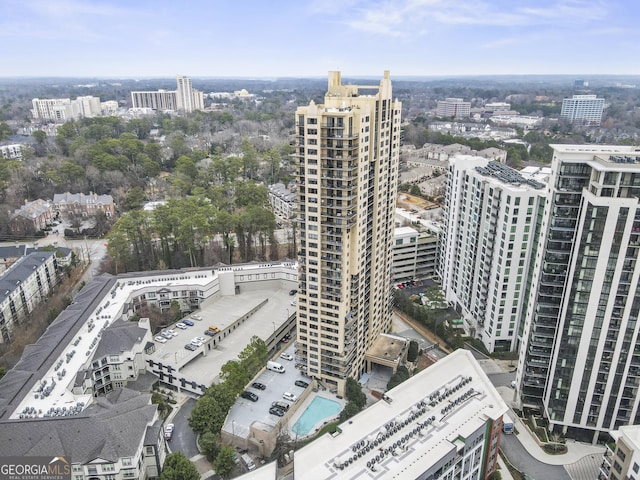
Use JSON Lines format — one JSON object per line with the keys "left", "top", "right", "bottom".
{"left": 53, "top": 192, "right": 116, "bottom": 218}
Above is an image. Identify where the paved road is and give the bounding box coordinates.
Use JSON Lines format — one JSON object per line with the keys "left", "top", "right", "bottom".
{"left": 501, "top": 433, "right": 570, "bottom": 480}
{"left": 488, "top": 371, "right": 517, "bottom": 388}
{"left": 168, "top": 398, "right": 200, "bottom": 459}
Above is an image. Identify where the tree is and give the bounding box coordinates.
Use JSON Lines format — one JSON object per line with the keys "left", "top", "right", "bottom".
{"left": 409, "top": 185, "right": 422, "bottom": 196}
{"left": 160, "top": 452, "right": 200, "bottom": 480}
{"left": 387, "top": 366, "right": 411, "bottom": 390}
{"left": 407, "top": 340, "right": 419, "bottom": 362}
{"left": 213, "top": 445, "right": 236, "bottom": 479}
{"left": 199, "top": 432, "right": 221, "bottom": 461}
{"left": 339, "top": 401, "right": 361, "bottom": 421}
{"left": 345, "top": 377, "right": 367, "bottom": 409}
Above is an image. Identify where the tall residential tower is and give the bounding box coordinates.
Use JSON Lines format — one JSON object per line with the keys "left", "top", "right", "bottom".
{"left": 440, "top": 157, "right": 547, "bottom": 353}
{"left": 516, "top": 145, "right": 640, "bottom": 443}
{"left": 295, "top": 71, "right": 401, "bottom": 394}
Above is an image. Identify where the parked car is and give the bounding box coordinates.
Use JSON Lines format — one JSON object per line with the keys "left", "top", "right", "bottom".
{"left": 164, "top": 423, "right": 174, "bottom": 440}
{"left": 289, "top": 289, "right": 297, "bottom": 296}
{"left": 176, "top": 322, "right": 187, "bottom": 330}
{"left": 240, "top": 391, "right": 259, "bottom": 402}
{"left": 282, "top": 392, "right": 297, "bottom": 402}
{"left": 191, "top": 314, "right": 203, "bottom": 321}
{"left": 269, "top": 406, "right": 285, "bottom": 417}
{"left": 164, "top": 430, "right": 173, "bottom": 440}
{"left": 190, "top": 338, "right": 203, "bottom": 347}
{"left": 154, "top": 336, "right": 167, "bottom": 344}
{"left": 166, "top": 329, "right": 177, "bottom": 337}
{"left": 280, "top": 353, "right": 293, "bottom": 361}
{"left": 185, "top": 343, "right": 197, "bottom": 351}
{"left": 195, "top": 336, "right": 206, "bottom": 343}
{"left": 204, "top": 329, "right": 216, "bottom": 336}
{"left": 271, "top": 401, "right": 290, "bottom": 411}
{"left": 251, "top": 382, "right": 266, "bottom": 390}
{"left": 182, "top": 319, "right": 195, "bottom": 326}
{"left": 290, "top": 300, "right": 297, "bottom": 306}
{"left": 160, "top": 331, "right": 172, "bottom": 339}
{"left": 294, "top": 380, "right": 309, "bottom": 388}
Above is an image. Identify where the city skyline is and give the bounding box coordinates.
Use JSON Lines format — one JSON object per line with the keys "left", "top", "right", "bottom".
{"left": 1, "top": 0, "right": 638, "bottom": 78}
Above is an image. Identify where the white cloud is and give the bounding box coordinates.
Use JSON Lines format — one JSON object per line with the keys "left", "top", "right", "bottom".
{"left": 328, "top": 0, "right": 611, "bottom": 36}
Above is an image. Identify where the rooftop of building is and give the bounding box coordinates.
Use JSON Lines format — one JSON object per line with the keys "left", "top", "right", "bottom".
{"left": 365, "top": 334, "right": 407, "bottom": 365}
{"left": 611, "top": 425, "right": 640, "bottom": 450}
{"left": 52, "top": 192, "right": 114, "bottom": 206}
{"left": 0, "top": 251, "right": 57, "bottom": 303}
{"left": 293, "top": 350, "right": 508, "bottom": 479}
{"left": 0, "top": 387, "right": 158, "bottom": 463}
{"left": 475, "top": 160, "right": 546, "bottom": 190}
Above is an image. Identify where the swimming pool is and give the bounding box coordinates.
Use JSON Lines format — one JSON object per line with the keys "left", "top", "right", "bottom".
{"left": 292, "top": 396, "right": 342, "bottom": 436}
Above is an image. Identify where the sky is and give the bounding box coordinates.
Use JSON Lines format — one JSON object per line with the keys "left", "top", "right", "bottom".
{"left": 1, "top": 0, "right": 639, "bottom": 78}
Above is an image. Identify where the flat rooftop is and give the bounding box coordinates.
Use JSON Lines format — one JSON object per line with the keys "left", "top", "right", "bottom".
{"left": 294, "top": 350, "right": 508, "bottom": 480}
{"left": 5, "top": 263, "right": 298, "bottom": 420}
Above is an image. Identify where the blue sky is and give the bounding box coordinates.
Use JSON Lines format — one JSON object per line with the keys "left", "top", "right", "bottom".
{"left": 1, "top": 0, "right": 638, "bottom": 77}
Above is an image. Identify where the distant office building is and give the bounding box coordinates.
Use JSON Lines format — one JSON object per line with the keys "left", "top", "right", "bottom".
{"left": 294, "top": 350, "right": 508, "bottom": 480}
{"left": 31, "top": 96, "right": 102, "bottom": 122}
{"left": 131, "top": 75, "right": 204, "bottom": 113}
{"left": 561, "top": 94, "right": 605, "bottom": 125}
{"left": 516, "top": 145, "right": 640, "bottom": 443}
{"left": 0, "top": 144, "right": 24, "bottom": 160}
{"left": 603, "top": 425, "right": 640, "bottom": 480}
{"left": 392, "top": 226, "right": 438, "bottom": 284}
{"left": 440, "top": 156, "right": 547, "bottom": 353}
{"left": 437, "top": 98, "right": 471, "bottom": 118}
{"left": 574, "top": 79, "right": 589, "bottom": 88}
{"left": 295, "top": 71, "right": 401, "bottom": 394}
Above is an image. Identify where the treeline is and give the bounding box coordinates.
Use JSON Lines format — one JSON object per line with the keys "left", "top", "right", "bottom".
{"left": 107, "top": 184, "right": 278, "bottom": 272}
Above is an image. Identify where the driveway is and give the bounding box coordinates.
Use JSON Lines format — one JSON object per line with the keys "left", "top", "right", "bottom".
{"left": 501, "top": 431, "right": 570, "bottom": 480}
{"left": 168, "top": 398, "right": 200, "bottom": 460}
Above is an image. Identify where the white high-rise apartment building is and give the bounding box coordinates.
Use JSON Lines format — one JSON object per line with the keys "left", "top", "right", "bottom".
{"left": 31, "top": 96, "right": 101, "bottom": 122}
{"left": 295, "top": 71, "right": 401, "bottom": 394}
{"left": 516, "top": 145, "right": 640, "bottom": 444}
{"left": 436, "top": 98, "right": 471, "bottom": 118}
{"left": 131, "top": 75, "right": 204, "bottom": 113}
{"left": 440, "top": 156, "right": 547, "bottom": 353}
{"left": 561, "top": 94, "right": 605, "bottom": 125}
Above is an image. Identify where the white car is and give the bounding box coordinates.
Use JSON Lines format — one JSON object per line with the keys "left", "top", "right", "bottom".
{"left": 166, "top": 329, "right": 177, "bottom": 337}
{"left": 176, "top": 323, "right": 187, "bottom": 330}
{"left": 154, "top": 336, "right": 167, "bottom": 344}
{"left": 160, "top": 331, "right": 172, "bottom": 339}
{"left": 280, "top": 353, "right": 293, "bottom": 361}
{"left": 164, "top": 423, "right": 175, "bottom": 433}
{"left": 282, "top": 392, "right": 297, "bottom": 402}
{"left": 190, "top": 338, "right": 203, "bottom": 347}
{"left": 191, "top": 314, "right": 203, "bottom": 321}
{"left": 196, "top": 336, "right": 206, "bottom": 343}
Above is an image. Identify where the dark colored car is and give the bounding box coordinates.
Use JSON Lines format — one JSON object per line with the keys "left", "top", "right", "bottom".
{"left": 294, "top": 380, "right": 309, "bottom": 388}
{"left": 251, "top": 382, "right": 266, "bottom": 390}
{"left": 271, "top": 401, "right": 290, "bottom": 411}
{"left": 184, "top": 343, "right": 197, "bottom": 351}
{"left": 269, "top": 406, "right": 285, "bottom": 417}
{"left": 240, "top": 391, "right": 259, "bottom": 402}
{"left": 204, "top": 329, "right": 217, "bottom": 336}
{"left": 289, "top": 289, "right": 297, "bottom": 296}
{"left": 182, "top": 319, "right": 195, "bottom": 326}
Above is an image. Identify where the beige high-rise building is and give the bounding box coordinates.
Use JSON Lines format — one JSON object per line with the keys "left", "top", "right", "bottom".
{"left": 294, "top": 71, "right": 401, "bottom": 394}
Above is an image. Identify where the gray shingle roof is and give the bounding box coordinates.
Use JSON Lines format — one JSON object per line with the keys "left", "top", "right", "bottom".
{"left": 93, "top": 319, "right": 147, "bottom": 360}
{"left": 0, "top": 275, "right": 115, "bottom": 421}
{"left": 0, "top": 388, "right": 158, "bottom": 463}
{"left": 0, "top": 251, "right": 56, "bottom": 303}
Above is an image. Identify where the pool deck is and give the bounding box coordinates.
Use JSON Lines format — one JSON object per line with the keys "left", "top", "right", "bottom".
{"left": 287, "top": 391, "right": 346, "bottom": 440}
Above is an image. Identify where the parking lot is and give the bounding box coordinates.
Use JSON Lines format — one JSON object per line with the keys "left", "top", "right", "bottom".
{"left": 223, "top": 344, "right": 312, "bottom": 439}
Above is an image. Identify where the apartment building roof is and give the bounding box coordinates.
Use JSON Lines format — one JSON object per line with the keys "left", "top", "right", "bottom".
{"left": 52, "top": 192, "right": 114, "bottom": 206}
{"left": 0, "top": 251, "right": 56, "bottom": 303}
{"left": 93, "top": 319, "right": 147, "bottom": 360}
{"left": 0, "top": 275, "right": 114, "bottom": 421}
{"left": 11, "top": 199, "right": 52, "bottom": 220}
{"left": 294, "top": 350, "right": 508, "bottom": 479}
{"left": 0, "top": 388, "right": 157, "bottom": 463}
